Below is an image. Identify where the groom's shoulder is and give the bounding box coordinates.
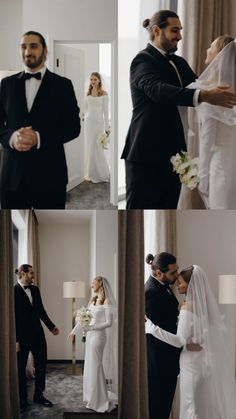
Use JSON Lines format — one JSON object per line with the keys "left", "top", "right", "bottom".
{"left": 46, "top": 69, "right": 73, "bottom": 87}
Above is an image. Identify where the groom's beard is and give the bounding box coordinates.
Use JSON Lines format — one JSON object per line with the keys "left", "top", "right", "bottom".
{"left": 162, "top": 274, "right": 177, "bottom": 286}
{"left": 160, "top": 33, "right": 178, "bottom": 53}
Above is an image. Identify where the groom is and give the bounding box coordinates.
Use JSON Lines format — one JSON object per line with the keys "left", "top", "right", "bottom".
{"left": 14, "top": 264, "right": 59, "bottom": 413}
{"left": 145, "top": 252, "right": 180, "bottom": 419}
{"left": 0, "top": 30, "right": 81, "bottom": 209}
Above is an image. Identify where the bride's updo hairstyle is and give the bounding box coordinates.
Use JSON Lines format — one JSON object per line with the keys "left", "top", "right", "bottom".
{"left": 215, "top": 35, "right": 234, "bottom": 53}
{"left": 146, "top": 252, "right": 176, "bottom": 273}
{"left": 91, "top": 275, "right": 105, "bottom": 305}
{"left": 87, "top": 72, "right": 104, "bottom": 97}
{"left": 179, "top": 266, "right": 194, "bottom": 283}
{"left": 143, "top": 10, "right": 179, "bottom": 41}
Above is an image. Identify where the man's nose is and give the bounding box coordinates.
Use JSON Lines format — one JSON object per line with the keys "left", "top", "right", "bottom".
{"left": 25, "top": 47, "right": 32, "bottom": 55}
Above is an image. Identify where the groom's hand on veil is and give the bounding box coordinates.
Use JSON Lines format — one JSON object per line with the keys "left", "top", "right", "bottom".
{"left": 199, "top": 86, "right": 236, "bottom": 109}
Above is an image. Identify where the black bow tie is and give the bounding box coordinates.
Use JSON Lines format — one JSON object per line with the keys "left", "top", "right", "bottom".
{"left": 165, "top": 53, "right": 173, "bottom": 61}
{"left": 23, "top": 72, "right": 41, "bottom": 80}
{"left": 24, "top": 285, "right": 31, "bottom": 290}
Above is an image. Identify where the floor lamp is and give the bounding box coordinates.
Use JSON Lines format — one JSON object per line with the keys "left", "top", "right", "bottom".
{"left": 63, "top": 281, "right": 85, "bottom": 375}
{"left": 219, "top": 275, "right": 236, "bottom": 304}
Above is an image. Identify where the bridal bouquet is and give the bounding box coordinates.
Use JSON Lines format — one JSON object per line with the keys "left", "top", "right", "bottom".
{"left": 97, "top": 132, "right": 110, "bottom": 149}
{"left": 170, "top": 151, "right": 199, "bottom": 190}
{"left": 76, "top": 307, "right": 93, "bottom": 342}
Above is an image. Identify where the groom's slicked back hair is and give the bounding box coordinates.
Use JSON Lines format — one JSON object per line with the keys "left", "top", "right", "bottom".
{"left": 143, "top": 10, "right": 179, "bottom": 41}
{"left": 23, "top": 31, "right": 47, "bottom": 49}
{"left": 15, "top": 264, "right": 32, "bottom": 276}
{"left": 146, "top": 252, "right": 176, "bottom": 273}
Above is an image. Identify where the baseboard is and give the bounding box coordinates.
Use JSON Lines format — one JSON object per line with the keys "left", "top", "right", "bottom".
{"left": 63, "top": 412, "right": 118, "bottom": 419}
{"left": 67, "top": 175, "right": 84, "bottom": 191}
{"left": 47, "top": 360, "right": 84, "bottom": 364}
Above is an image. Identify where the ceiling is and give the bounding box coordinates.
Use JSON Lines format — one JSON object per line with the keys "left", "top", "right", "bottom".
{"left": 34, "top": 210, "right": 92, "bottom": 225}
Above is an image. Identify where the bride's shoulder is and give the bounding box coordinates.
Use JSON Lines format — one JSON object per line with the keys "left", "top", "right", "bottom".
{"left": 180, "top": 301, "right": 193, "bottom": 313}
{"left": 104, "top": 298, "right": 110, "bottom": 305}
{"left": 102, "top": 90, "right": 108, "bottom": 96}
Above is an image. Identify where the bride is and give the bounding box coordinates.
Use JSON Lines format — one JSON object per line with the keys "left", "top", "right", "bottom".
{"left": 189, "top": 36, "right": 236, "bottom": 208}
{"left": 68, "top": 276, "right": 117, "bottom": 412}
{"left": 84, "top": 72, "right": 110, "bottom": 183}
{"left": 146, "top": 265, "right": 236, "bottom": 419}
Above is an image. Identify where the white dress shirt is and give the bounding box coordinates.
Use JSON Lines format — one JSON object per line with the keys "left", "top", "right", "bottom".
{"left": 18, "top": 280, "right": 33, "bottom": 304}
{"left": 9, "top": 66, "right": 46, "bottom": 149}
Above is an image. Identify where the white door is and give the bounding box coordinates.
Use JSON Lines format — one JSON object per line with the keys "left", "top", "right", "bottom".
{"left": 54, "top": 44, "right": 85, "bottom": 190}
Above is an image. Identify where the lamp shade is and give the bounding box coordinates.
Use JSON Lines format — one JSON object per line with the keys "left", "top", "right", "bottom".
{"left": 63, "top": 281, "right": 85, "bottom": 298}
{"left": 219, "top": 275, "right": 236, "bottom": 304}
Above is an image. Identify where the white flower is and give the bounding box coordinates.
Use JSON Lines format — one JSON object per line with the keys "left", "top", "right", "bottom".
{"left": 97, "top": 132, "right": 110, "bottom": 149}
{"left": 171, "top": 151, "right": 199, "bottom": 190}
{"left": 76, "top": 307, "right": 93, "bottom": 327}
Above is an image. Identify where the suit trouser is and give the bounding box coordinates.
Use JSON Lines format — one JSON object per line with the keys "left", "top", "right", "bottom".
{"left": 1, "top": 181, "right": 66, "bottom": 209}
{"left": 125, "top": 160, "right": 181, "bottom": 209}
{"left": 17, "top": 337, "right": 47, "bottom": 402}
{"left": 148, "top": 374, "right": 178, "bottom": 419}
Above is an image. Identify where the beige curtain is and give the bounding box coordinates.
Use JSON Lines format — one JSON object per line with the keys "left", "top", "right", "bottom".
{"left": 0, "top": 210, "right": 20, "bottom": 418}
{"left": 24, "top": 210, "right": 40, "bottom": 377}
{"left": 177, "top": 0, "right": 231, "bottom": 209}
{"left": 118, "top": 210, "right": 149, "bottom": 419}
{"left": 178, "top": 0, "right": 231, "bottom": 74}
{"left": 24, "top": 210, "right": 40, "bottom": 287}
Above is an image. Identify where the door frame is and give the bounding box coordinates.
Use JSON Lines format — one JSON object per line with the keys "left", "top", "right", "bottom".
{"left": 50, "top": 39, "right": 117, "bottom": 206}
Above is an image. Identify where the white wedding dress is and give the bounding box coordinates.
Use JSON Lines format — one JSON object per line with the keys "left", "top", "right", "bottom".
{"left": 198, "top": 117, "right": 236, "bottom": 209}
{"left": 84, "top": 95, "right": 110, "bottom": 183}
{"left": 146, "top": 308, "right": 236, "bottom": 419}
{"left": 83, "top": 304, "right": 117, "bottom": 412}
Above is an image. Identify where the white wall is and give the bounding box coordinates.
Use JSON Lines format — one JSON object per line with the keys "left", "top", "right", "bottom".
{"left": 39, "top": 223, "right": 90, "bottom": 361}
{"left": 0, "top": 0, "right": 23, "bottom": 69}
{"left": 90, "top": 210, "right": 118, "bottom": 300}
{"left": 38, "top": 209, "right": 118, "bottom": 361}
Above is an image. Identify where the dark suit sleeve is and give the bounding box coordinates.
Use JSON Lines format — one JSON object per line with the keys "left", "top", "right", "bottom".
{"left": 36, "top": 77, "right": 81, "bottom": 152}
{"left": 34, "top": 287, "right": 56, "bottom": 331}
{"left": 145, "top": 288, "right": 162, "bottom": 325}
{"left": 131, "top": 53, "right": 196, "bottom": 107}
{"left": 0, "top": 79, "right": 15, "bottom": 149}
{"left": 56, "top": 78, "right": 81, "bottom": 145}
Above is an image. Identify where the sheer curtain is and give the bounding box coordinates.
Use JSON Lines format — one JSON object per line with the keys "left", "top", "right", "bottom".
{"left": 0, "top": 210, "right": 20, "bottom": 418}
{"left": 177, "top": 0, "right": 232, "bottom": 209}
{"left": 24, "top": 210, "right": 40, "bottom": 287}
{"left": 118, "top": 210, "right": 149, "bottom": 419}
{"left": 23, "top": 210, "right": 41, "bottom": 377}
{"left": 144, "top": 210, "right": 177, "bottom": 280}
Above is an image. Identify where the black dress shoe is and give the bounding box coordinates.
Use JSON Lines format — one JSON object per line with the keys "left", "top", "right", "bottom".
{"left": 33, "top": 395, "right": 53, "bottom": 407}
{"left": 20, "top": 399, "right": 28, "bottom": 413}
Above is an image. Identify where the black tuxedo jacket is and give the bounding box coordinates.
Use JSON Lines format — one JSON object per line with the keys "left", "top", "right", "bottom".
{"left": 0, "top": 69, "right": 81, "bottom": 192}
{"left": 121, "top": 43, "right": 197, "bottom": 169}
{"left": 145, "top": 276, "right": 181, "bottom": 377}
{"left": 14, "top": 283, "right": 55, "bottom": 346}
